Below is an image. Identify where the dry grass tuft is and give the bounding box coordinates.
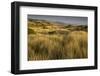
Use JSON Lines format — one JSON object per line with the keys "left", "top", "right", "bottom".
{"left": 63, "top": 31, "right": 88, "bottom": 58}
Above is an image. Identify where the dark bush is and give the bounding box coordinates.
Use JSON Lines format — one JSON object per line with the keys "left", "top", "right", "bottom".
{"left": 28, "top": 28, "right": 36, "bottom": 34}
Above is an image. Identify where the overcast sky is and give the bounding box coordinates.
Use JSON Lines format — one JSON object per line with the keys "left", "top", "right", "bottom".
{"left": 28, "top": 15, "right": 88, "bottom": 25}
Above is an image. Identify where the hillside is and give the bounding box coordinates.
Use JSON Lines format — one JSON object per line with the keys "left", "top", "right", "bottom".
{"left": 28, "top": 19, "right": 88, "bottom": 60}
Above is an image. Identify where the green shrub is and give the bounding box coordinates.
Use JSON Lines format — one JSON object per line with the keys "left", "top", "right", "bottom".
{"left": 48, "top": 30, "right": 57, "bottom": 34}
{"left": 28, "top": 28, "right": 36, "bottom": 34}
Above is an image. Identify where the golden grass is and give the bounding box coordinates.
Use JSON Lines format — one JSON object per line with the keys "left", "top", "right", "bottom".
{"left": 28, "top": 20, "right": 88, "bottom": 60}
{"left": 63, "top": 31, "right": 88, "bottom": 58}
{"left": 28, "top": 34, "right": 65, "bottom": 60}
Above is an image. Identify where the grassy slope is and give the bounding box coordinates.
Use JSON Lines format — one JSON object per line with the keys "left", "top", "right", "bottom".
{"left": 28, "top": 19, "right": 88, "bottom": 60}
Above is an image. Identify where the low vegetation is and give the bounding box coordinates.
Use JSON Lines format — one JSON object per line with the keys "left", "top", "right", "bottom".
{"left": 28, "top": 19, "right": 88, "bottom": 61}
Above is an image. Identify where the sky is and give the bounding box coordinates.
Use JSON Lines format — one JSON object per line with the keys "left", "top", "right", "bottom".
{"left": 28, "top": 15, "right": 88, "bottom": 25}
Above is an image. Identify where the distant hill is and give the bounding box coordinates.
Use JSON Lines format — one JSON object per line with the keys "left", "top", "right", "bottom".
{"left": 28, "top": 18, "right": 87, "bottom": 31}
{"left": 28, "top": 19, "right": 66, "bottom": 29}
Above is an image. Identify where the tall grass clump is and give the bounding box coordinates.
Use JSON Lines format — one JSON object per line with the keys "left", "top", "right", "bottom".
{"left": 28, "top": 35, "right": 50, "bottom": 60}
{"left": 63, "top": 31, "right": 88, "bottom": 59}
{"left": 48, "top": 35, "right": 65, "bottom": 59}
{"left": 28, "top": 34, "right": 66, "bottom": 60}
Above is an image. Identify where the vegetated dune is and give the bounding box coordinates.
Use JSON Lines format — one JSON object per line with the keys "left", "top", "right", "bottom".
{"left": 28, "top": 19, "right": 88, "bottom": 60}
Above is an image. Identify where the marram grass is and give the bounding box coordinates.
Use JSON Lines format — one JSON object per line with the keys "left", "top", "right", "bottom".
{"left": 28, "top": 19, "right": 88, "bottom": 60}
